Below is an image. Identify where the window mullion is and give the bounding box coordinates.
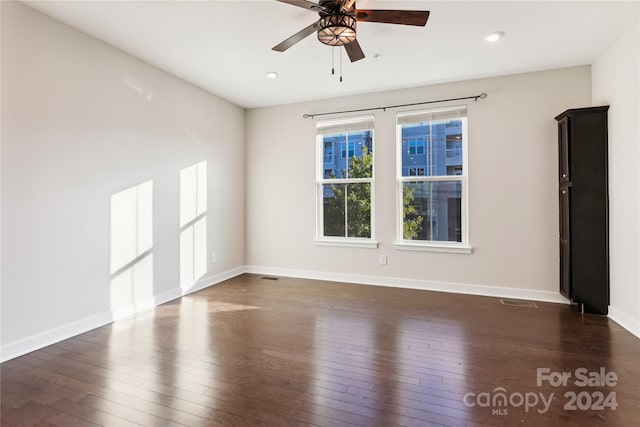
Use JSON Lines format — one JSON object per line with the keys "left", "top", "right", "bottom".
{"left": 398, "top": 176, "right": 462, "bottom": 183}
{"left": 344, "top": 183, "right": 349, "bottom": 237}
{"left": 429, "top": 181, "right": 433, "bottom": 240}
{"left": 429, "top": 123, "right": 433, "bottom": 177}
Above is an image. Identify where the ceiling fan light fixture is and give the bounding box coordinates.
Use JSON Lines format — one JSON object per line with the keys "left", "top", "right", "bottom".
{"left": 317, "top": 14, "right": 356, "bottom": 46}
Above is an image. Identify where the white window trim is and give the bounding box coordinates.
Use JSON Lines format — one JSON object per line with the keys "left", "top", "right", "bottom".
{"left": 395, "top": 106, "right": 471, "bottom": 253}
{"left": 393, "top": 241, "right": 472, "bottom": 254}
{"left": 315, "top": 116, "right": 376, "bottom": 247}
{"left": 315, "top": 238, "right": 379, "bottom": 249}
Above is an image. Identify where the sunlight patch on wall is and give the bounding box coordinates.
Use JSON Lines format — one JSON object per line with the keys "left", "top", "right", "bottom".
{"left": 110, "top": 252, "right": 154, "bottom": 319}
{"left": 109, "top": 180, "right": 154, "bottom": 318}
{"left": 180, "top": 161, "right": 208, "bottom": 292}
{"left": 180, "top": 216, "right": 207, "bottom": 290}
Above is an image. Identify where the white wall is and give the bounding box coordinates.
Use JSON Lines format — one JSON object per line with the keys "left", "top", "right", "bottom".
{"left": 592, "top": 23, "right": 640, "bottom": 337}
{"left": 1, "top": 1, "right": 246, "bottom": 360}
{"left": 246, "top": 67, "right": 591, "bottom": 301}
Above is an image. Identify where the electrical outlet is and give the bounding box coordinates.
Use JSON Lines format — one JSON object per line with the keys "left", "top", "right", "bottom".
{"left": 210, "top": 253, "right": 217, "bottom": 264}
{"left": 379, "top": 254, "right": 388, "bottom": 265}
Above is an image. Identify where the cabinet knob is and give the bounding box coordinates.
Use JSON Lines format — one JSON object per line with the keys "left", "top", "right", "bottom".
{"left": 562, "top": 190, "right": 567, "bottom": 194}
{"left": 562, "top": 174, "right": 567, "bottom": 178}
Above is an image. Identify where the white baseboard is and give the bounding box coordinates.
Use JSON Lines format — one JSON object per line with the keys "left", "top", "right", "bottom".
{"left": 181, "top": 266, "right": 247, "bottom": 296}
{"left": 245, "top": 265, "right": 569, "bottom": 304}
{"left": 608, "top": 306, "right": 640, "bottom": 338}
{"left": 0, "top": 310, "right": 115, "bottom": 364}
{"left": 0, "top": 266, "right": 246, "bottom": 363}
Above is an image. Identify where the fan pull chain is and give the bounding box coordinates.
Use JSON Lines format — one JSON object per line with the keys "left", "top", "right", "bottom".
{"left": 340, "top": 48, "right": 343, "bottom": 83}
{"left": 331, "top": 47, "right": 335, "bottom": 75}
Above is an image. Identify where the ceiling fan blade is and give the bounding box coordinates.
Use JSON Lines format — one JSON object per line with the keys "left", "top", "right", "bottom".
{"left": 355, "top": 10, "right": 430, "bottom": 26}
{"left": 344, "top": 39, "right": 365, "bottom": 62}
{"left": 276, "top": 0, "right": 327, "bottom": 12}
{"left": 272, "top": 21, "right": 319, "bottom": 52}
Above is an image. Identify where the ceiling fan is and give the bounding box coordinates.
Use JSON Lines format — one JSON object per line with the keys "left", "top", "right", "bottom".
{"left": 272, "top": 0, "right": 430, "bottom": 62}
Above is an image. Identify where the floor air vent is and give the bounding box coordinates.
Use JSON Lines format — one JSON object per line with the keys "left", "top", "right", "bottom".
{"left": 259, "top": 276, "right": 280, "bottom": 281}
{"left": 500, "top": 299, "right": 538, "bottom": 309}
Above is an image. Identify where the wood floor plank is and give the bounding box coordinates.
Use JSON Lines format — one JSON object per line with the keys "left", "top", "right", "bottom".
{"left": 77, "top": 394, "right": 187, "bottom": 427}
{"left": 2, "top": 274, "right": 639, "bottom": 426}
{"left": 49, "top": 397, "right": 144, "bottom": 427}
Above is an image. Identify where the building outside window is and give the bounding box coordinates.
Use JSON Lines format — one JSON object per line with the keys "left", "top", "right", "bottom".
{"left": 408, "top": 139, "right": 425, "bottom": 155}
{"left": 409, "top": 167, "right": 425, "bottom": 176}
{"left": 396, "top": 106, "right": 469, "bottom": 251}
{"left": 341, "top": 141, "right": 355, "bottom": 158}
{"left": 316, "top": 116, "right": 375, "bottom": 246}
{"left": 323, "top": 141, "right": 334, "bottom": 165}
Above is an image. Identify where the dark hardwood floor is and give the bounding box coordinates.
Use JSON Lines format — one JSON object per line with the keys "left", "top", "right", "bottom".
{"left": 1, "top": 274, "right": 639, "bottom": 426}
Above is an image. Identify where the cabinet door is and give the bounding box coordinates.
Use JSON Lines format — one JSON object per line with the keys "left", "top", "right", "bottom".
{"left": 558, "top": 117, "right": 570, "bottom": 183}
{"left": 559, "top": 186, "right": 571, "bottom": 298}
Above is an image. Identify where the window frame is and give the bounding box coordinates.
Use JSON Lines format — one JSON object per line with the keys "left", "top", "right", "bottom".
{"left": 394, "top": 106, "right": 471, "bottom": 253}
{"left": 315, "top": 115, "right": 378, "bottom": 248}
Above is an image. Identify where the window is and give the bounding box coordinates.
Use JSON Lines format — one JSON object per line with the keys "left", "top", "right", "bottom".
{"left": 341, "top": 141, "right": 355, "bottom": 158}
{"left": 316, "top": 115, "right": 376, "bottom": 247}
{"left": 409, "top": 167, "right": 425, "bottom": 176}
{"left": 408, "top": 139, "right": 425, "bottom": 155}
{"left": 396, "top": 106, "right": 470, "bottom": 252}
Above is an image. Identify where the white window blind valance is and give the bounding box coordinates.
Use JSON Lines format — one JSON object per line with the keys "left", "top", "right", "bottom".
{"left": 316, "top": 115, "right": 375, "bottom": 136}
{"left": 397, "top": 105, "right": 467, "bottom": 126}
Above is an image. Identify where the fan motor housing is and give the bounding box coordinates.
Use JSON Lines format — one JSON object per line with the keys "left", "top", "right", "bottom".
{"left": 317, "top": 14, "right": 357, "bottom": 46}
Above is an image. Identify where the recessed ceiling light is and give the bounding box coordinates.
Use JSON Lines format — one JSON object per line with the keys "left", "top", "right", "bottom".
{"left": 485, "top": 32, "right": 505, "bottom": 42}
{"left": 266, "top": 71, "right": 279, "bottom": 79}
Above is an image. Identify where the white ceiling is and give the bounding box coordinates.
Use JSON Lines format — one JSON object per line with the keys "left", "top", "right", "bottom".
{"left": 23, "top": 0, "right": 639, "bottom": 109}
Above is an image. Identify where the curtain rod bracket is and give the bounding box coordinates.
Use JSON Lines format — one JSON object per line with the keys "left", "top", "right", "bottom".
{"left": 303, "top": 92, "right": 487, "bottom": 119}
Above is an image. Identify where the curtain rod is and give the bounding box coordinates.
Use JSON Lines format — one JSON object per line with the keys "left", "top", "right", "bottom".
{"left": 302, "top": 92, "right": 487, "bottom": 119}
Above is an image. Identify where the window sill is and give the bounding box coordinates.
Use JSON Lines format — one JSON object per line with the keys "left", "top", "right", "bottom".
{"left": 315, "top": 239, "right": 379, "bottom": 249}
{"left": 394, "top": 241, "right": 473, "bottom": 254}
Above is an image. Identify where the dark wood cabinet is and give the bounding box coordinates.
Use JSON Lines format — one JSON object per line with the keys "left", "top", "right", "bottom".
{"left": 555, "top": 106, "right": 609, "bottom": 315}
